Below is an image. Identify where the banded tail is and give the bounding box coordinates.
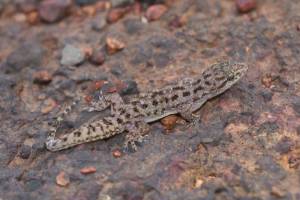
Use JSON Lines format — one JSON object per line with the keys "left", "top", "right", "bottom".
{"left": 46, "top": 116, "right": 123, "bottom": 151}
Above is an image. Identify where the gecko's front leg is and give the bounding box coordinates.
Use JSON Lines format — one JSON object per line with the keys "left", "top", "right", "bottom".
{"left": 123, "top": 120, "right": 150, "bottom": 152}
{"left": 87, "top": 92, "right": 124, "bottom": 116}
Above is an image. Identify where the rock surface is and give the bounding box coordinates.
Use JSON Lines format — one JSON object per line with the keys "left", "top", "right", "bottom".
{"left": 0, "top": 1, "right": 300, "bottom": 200}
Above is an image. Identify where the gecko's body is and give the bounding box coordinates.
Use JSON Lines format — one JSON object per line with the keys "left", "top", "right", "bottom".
{"left": 46, "top": 61, "right": 248, "bottom": 151}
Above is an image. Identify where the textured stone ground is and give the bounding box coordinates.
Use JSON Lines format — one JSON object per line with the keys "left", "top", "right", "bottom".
{"left": 0, "top": 0, "right": 300, "bottom": 199}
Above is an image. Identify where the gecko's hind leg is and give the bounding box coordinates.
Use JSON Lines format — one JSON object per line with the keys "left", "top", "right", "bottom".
{"left": 178, "top": 103, "right": 202, "bottom": 128}
{"left": 123, "top": 121, "right": 150, "bottom": 152}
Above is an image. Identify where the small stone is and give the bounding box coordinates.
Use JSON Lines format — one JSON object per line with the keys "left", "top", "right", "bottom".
{"left": 160, "top": 115, "right": 179, "bottom": 130}
{"left": 106, "top": 37, "right": 125, "bottom": 54}
{"left": 80, "top": 166, "right": 97, "bottom": 174}
{"left": 14, "top": 13, "right": 27, "bottom": 22}
{"left": 119, "top": 79, "right": 138, "bottom": 95}
{"left": 6, "top": 41, "right": 44, "bottom": 72}
{"left": 106, "top": 7, "right": 129, "bottom": 23}
{"left": 112, "top": 149, "right": 122, "bottom": 158}
{"left": 111, "top": 0, "right": 134, "bottom": 8}
{"left": 275, "top": 137, "right": 293, "bottom": 154}
{"left": 261, "top": 74, "right": 273, "bottom": 88}
{"left": 260, "top": 90, "right": 273, "bottom": 102}
{"left": 91, "top": 16, "right": 107, "bottom": 31}
{"left": 90, "top": 49, "right": 105, "bottom": 65}
{"left": 56, "top": 171, "right": 70, "bottom": 187}
{"left": 41, "top": 98, "right": 57, "bottom": 114}
{"left": 236, "top": 0, "right": 256, "bottom": 13}
{"left": 145, "top": 4, "right": 168, "bottom": 21}
{"left": 38, "top": 0, "right": 72, "bottom": 23}
{"left": 33, "top": 70, "right": 52, "bottom": 84}
{"left": 19, "top": 145, "right": 32, "bottom": 159}
{"left": 27, "top": 11, "right": 39, "bottom": 24}
{"left": 61, "top": 44, "right": 85, "bottom": 66}
{"left": 16, "top": 0, "right": 38, "bottom": 13}
{"left": 82, "top": 5, "right": 96, "bottom": 16}
{"left": 75, "top": 0, "right": 97, "bottom": 6}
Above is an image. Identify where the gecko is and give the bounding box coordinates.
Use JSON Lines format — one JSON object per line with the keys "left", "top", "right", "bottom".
{"left": 46, "top": 61, "right": 248, "bottom": 151}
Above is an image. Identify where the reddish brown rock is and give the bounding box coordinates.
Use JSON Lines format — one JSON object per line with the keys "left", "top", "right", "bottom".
{"left": 56, "top": 171, "right": 70, "bottom": 187}
{"left": 80, "top": 166, "right": 97, "bottom": 174}
{"left": 106, "top": 37, "right": 125, "bottom": 54}
{"left": 38, "top": 0, "right": 72, "bottom": 23}
{"left": 106, "top": 7, "right": 129, "bottom": 23}
{"left": 145, "top": 4, "right": 168, "bottom": 21}
{"left": 112, "top": 149, "right": 122, "bottom": 158}
{"left": 236, "top": 0, "right": 256, "bottom": 13}
{"left": 90, "top": 49, "right": 105, "bottom": 65}
{"left": 160, "top": 115, "right": 179, "bottom": 130}
{"left": 27, "top": 11, "right": 39, "bottom": 24}
{"left": 33, "top": 70, "right": 52, "bottom": 84}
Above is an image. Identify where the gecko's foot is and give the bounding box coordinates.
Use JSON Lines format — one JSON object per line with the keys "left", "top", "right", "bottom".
{"left": 122, "top": 134, "right": 148, "bottom": 153}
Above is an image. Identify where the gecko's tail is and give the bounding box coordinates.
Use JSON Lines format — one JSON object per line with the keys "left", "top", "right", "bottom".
{"left": 46, "top": 117, "right": 121, "bottom": 151}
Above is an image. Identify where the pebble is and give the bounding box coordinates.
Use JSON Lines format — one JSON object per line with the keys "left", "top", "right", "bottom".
{"left": 160, "top": 115, "right": 179, "bottom": 130}
{"left": 75, "top": 0, "right": 97, "bottom": 6}
{"left": 90, "top": 49, "right": 105, "bottom": 65}
{"left": 112, "top": 149, "right": 122, "bottom": 158}
{"left": 106, "top": 7, "right": 129, "bottom": 23}
{"left": 145, "top": 4, "right": 168, "bottom": 21}
{"left": 19, "top": 144, "right": 32, "bottom": 159}
{"left": 275, "top": 137, "right": 293, "bottom": 154}
{"left": 111, "top": 0, "right": 134, "bottom": 8}
{"left": 80, "top": 166, "right": 97, "bottom": 174}
{"left": 38, "top": 0, "right": 72, "bottom": 23}
{"left": 27, "top": 11, "right": 39, "bottom": 24}
{"left": 33, "top": 70, "right": 52, "bottom": 84}
{"left": 260, "top": 90, "right": 273, "bottom": 102}
{"left": 119, "top": 79, "right": 138, "bottom": 95}
{"left": 106, "top": 37, "right": 125, "bottom": 54}
{"left": 16, "top": 0, "right": 38, "bottom": 13}
{"left": 6, "top": 41, "right": 44, "bottom": 72}
{"left": 61, "top": 44, "right": 85, "bottom": 66}
{"left": 91, "top": 15, "right": 107, "bottom": 31}
{"left": 56, "top": 171, "right": 70, "bottom": 187}
{"left": 236, "top": 0, "right": 256, "bottom": 13}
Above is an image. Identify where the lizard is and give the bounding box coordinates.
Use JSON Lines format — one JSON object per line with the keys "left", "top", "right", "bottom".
{"left": 46, "top": 61, "right": 248, "bottom": 152}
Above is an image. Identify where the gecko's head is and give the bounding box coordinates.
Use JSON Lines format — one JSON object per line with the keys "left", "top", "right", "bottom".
{"left": 202, "top": 61, "right": 248, "bottom": 93}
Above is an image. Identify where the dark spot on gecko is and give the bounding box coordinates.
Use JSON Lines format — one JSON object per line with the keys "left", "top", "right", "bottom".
{"left": 165, "top": 97, "right": 169, "bottom": 104}
{"left": 125, "top": 113, "right": 131, "bottom": 119}
{"left": 119, "top": 109, "right": 126, "bottom": 115}
{"left": 193, "top": 85, "right": 204, "bottom": 94}
{"left": 142, "top": 104, "right": 148, "bottom": 109}
{"left": 131, "top": 101, "right": 139, "bottom": 105}
{"left": 89, "top": 125, "right": 96, "bottom": 132}
{"left": 182, "top": 91, "right": 190, "bottom": 97}
{"left": 102, "top": 118, "right": 113, "bottom": 125}
{"left": 173, "top": 86, "right": 185, "bottom": 91}
{"left": 216, "top": 81, "right": 227, "bottom": 90}
{"left": 63, "top": 137, "right": 67, "bottom": 142}
{"left": 117, "top": 118, "right": 123, "bottom": 123}
{"left": 133, "top": 107, "right": 139, "bottom": 112}
{"left": 204, "top": 73, "right": 212, "bottom": 79}
{"left": 152, "top": 100, "right": 158, "bottom": 106}
{"left": 205, "top": 81, "right": 211, "bottom": 86}
{"left": 151, "top": 90, "right": 164, "bottom": 98}
{"left": 74, "top": 131, "right": 81, "bottom": 137}
{"left": 171, "top": 95, "right": 179, "bottom": 101}
{"left": 192, "top": 79, "right": 202, "bottom": 86}
{"left": 99, "top": 124, "right": 104, "bottom": 132}
{"left": 215, "top": 76, "right": 226, "bottom": 81}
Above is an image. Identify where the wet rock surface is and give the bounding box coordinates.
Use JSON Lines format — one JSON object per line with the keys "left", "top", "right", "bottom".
{"left": 0, "top": 0, "right": 300, "bottom": 199}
